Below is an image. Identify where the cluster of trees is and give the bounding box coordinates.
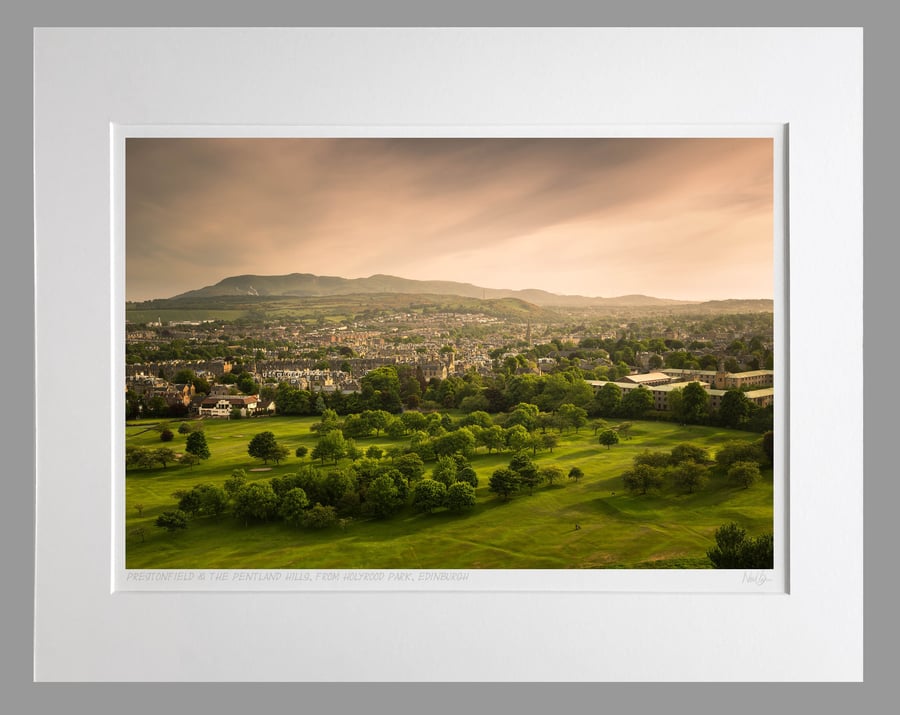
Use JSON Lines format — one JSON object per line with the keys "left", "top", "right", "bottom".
{"left": 126, "top": 430, "right": 211, "bottom": 471}
{"left": 620, "top": 434, "right": 772, "bottom": 496}
{"left": 488, "top": 452, "right": 580, "bottom": 502}
{"left": 707, "top": 522, "right": 774, "bottom": 569}
{"left": 303, "top": 403, "right": 590, "bottom": 468}
{"left": 153, "top": 444, "right": 486, "bottom": 535}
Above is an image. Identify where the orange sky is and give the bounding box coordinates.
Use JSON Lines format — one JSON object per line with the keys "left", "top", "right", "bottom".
{"left": 126, "top": 137, "right": 773, "bottom": 302}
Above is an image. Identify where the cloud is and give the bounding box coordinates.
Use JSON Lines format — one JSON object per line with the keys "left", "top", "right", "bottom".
{"left": 126, "top": 137, "right": 772, "bottom": 301}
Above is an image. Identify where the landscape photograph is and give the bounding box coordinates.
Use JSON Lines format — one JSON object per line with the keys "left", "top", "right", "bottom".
{"left": 124, "top": 136, "right": 776, "bottom": 571}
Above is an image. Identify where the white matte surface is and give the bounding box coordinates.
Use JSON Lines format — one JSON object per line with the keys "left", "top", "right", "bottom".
{"left": 34, "top": 28, "right": 862, "bottom": 681}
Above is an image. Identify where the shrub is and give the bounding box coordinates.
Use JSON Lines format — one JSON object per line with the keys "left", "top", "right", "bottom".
{"left": 160, "top": 428, "right": 174, "bottom": 442}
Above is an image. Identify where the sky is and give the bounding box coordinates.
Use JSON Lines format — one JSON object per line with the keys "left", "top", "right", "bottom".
{"left": 126, "top": 137, "right": 773, "bottom": 302}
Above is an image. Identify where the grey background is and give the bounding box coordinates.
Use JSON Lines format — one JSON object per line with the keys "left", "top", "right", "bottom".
{"left": 4, "top": 0, "right": 889, "bottom": 710}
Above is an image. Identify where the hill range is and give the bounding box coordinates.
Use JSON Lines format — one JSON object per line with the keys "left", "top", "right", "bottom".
{"left": 171, "top": 272, "right": 768, "bottom": 309}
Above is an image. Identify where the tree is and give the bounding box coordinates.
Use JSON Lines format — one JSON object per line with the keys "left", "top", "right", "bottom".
{"left": 718, "top": 389, "right": 752, "bottom": 428}
{"left": 178, "top": 422, "right": 193, "bottom": 434}
{"left": 247, "top": 431, "right": 289, "bottom": 464}
{"left": 365, "top": 445, "right": 383, "bottom": 460}
{"left": 295, "top": 445, "right": 309, "bottom": 458}
{"left": 431, "top": 455, "right": 458, "bottom": 487}
{"left": 728, "top": 461, "right": 762, "bottom": 489}
{"left": 622, "top": 464, "right": 665, "bottom": 495}
{"left": 232, "top": 483, "right": 279, "bottom": 525}
{"left": 672, "top": 461, "right": 709, "bottom": 494}
{"left": 446, "top": 481, "right": 476, "bottom": 511}
{"left": 394, "top": 453, "right": 426, "bottom": 487}
{"left": 489, "top": 467, "right": 521, "bottom": 501}
{"left": 620, "top": 385, "right": 653, "bottom": 417}
{"left": 598, "top": 429, "right": 620, "bottom": 450}
{"left": 568, "top": 466, "right": 584, "bottom": 483}
{"left": 504, "top": 424, "right": 531, "bottom": 453}
{"left": 155, "top": 510, "right": 188, "bottom": 533}
{"left": 509, "top": 452, "right": 541, "bottom": 495}
{"left": 557, "top": 403, "right": 589, "bottom": 433}
{"left": 279, "top": 487, "right": 311, "bottom": 526}
{"left": 594, "top": 382, "right": 622, "bottom": 417}
{"left": 154, "top": 447, "right": 176, "bottom": 468}
{"left": 707, "top": 522, "right": 774, "bottom": 569}
{"left": 670, "top": 443, "right": 710, "bottom": 465}
{"left": 478, "top": 425, "right": 505, "bottom": 454}
{"left": 540, "top": 465, "right": 564, "bottom": 487}
{"left": 303, "top": 503, "right": 338, "bottom": 529}
{"left": 175, "top": 488, "right": 203, "bottom": 517}
{"left": 540, "top": 433, "right": 559, "bottom": 454}
{"left": 185, "top": 431, "right": 210, "bottom": 460}
{"left": 412, "top": 479, "right": 447, "bottom": 514}
{"left": 178, "top": 452, "right": 201, "bottom": 470}
{"left": 196, "top": 484, "right": 229, "bottom": 517}
{"left": 160, "top": 428, "right": 174, "bottom": 442}
{"left": 616, "top": 422, "right": 633, "bottom": 440}
{"left": 367, "top": 474, "right": 404, "bottom": 518}
{"left": 677, "top": 382, "right": 709, "bottom": 424}
{"left": 716, "top": 441, "right": 765, "bottom": 470}
{"left": 312, "top": 430, "right": 348, "bottom": 465}
{"left": 224, "top": 469, "right": 247, "bottom": 498}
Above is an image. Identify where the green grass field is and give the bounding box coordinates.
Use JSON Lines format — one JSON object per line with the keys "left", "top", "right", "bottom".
{"left": 125, "top": 416, "right": 773, "bottom": 569}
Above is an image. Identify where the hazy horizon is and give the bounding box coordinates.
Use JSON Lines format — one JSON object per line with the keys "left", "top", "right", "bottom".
{"left": 126, "top": 137, "right": 774, "bottom": 302}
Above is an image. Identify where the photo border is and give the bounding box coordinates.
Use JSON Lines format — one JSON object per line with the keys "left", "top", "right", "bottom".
{"left": 113, "top": 124, "right": 787, "bottom": 594}
{"left": 35, "top": 27, "right": 862, "bottom": 681}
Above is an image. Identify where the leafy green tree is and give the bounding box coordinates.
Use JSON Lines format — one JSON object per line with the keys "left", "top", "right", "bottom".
{"left": 279, "top": 487, "right": 311, "bottom": 526}
{"left": 295, "top": 445, "right": 308, "bottom": 458}
{"left": 715, "top": 441, "right": 765, "bottom": 470}
{"left": 489, "top": 467, "right": 521, "bottom": 501}
{"left": 557, "top": 403, "right": 588, "bottom": 433}
{"left": 367, "top": 474, "right": 404, "bottom": 518}
{"left": 568, "top": 466, "right": 584, "bottom": 483}
{"left": 594, "top": 382, "right": 622, "bottom": 417}
{"left": 633, "top": 449, "right": 671, "bottom": 469}
{"left": 224, "top": 469, "right": 247, "bottom": 498}
{"left": 446, "top": 481, "right": 476, "bottom": 511}
{"left": 509, "top": 452, "right": 541, "bottom": 495}
{"left": 312, "top": 430, "right": 348, "bottom": 465}
{"left": 196, "top": 484, "right": 228, "bottom": 517}
{"left": 540, "top": 465, "right": 564, "bottom": 487}
{"left": 247, "top": 431, "right": 284, "bottom": 464}
{"left": 677, "top": 382, "right": 709, "bottom": 424}
{"left": 394, "top": 453, "right": 426, "bottom": 487}
{"left": 175, "top": 488, "right": 203, "bottom": 518}
{"left": 620, "top": 386, "right": 653, "bottom": 418}
{"left": 504, "top": 424, "right": 531, "bottom": 453}
{"left": 622, "top": 464, "right": 665, "bottom": 495}
{"left": 616, "top": 422, "right": 633, "bottom": 440}
{"left": 433, "top": 428, "right": 476, "bottom": 458}
{"left": 728, "top": 461, "right": 762, "bottom": 489}
{"left": 412, "top": 479, "right": 447, "bottom": 514}
{"left": 178, "top": 452, "right": 201, "bottom": 470}
{"left": 718, "top": 389, "right": 752, "bottom": 428}
{"left": 160, "top": 428, "right": 174, "bottom": 442}
{"left": 232, "top": 483, "right": 279, "bottom": 525}
{"left": 707, "top": 522, "right": 774, "bottom": 569}
{"left": 178, "top": 422, "right": 192, "bottom": 434}
{"left": 303, "top": 503, "right": 338, "bottom": 529}
{"left": 761, "top": 431, "right": 775, "bottom": 464}
{"left": 455, "top": 463, "right": 478, "bottom": 488}
{"left": 670, "top": 443, "right": 710, "bottom": 464}
{"left": 185, "top": 431, "right": 210, "bottom": 460}
{"left": 598, "top": 429, "right": 620, "bottom": 450}
{"left": 155, "top": 510, "right": 188, "bottom": 533}
{"left": 154, "top": 447, "right": 176, "bottom": 468}
{"left": 478, "top": 425, "right": 505, "bottom": 454}
{"left": 672, "top": 461, "right": 709, "bottom": 494}
{"left": 366, "top": 445, "right": 383, "bottom": 460}
{"left": 540, "top": 433, "right": 559, "bottom": 454}
{"left": 431, "top": 455, "right": 458, "bottom": 487}
{"left": 360, "top": 366, "right": 403, "bottom": 413}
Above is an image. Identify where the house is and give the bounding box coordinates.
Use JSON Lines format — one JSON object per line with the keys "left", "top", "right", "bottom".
{"left": 199, "top": 395, "right": 260, "bottom": 418}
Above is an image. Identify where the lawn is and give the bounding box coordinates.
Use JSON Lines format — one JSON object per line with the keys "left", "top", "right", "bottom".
{"left": 125, "top": 416, "right": 773, "bottom": 569}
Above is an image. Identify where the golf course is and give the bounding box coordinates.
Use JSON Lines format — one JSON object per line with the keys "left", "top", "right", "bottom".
{"left": 125, "top": 415, "right": 773, "bottom": 569}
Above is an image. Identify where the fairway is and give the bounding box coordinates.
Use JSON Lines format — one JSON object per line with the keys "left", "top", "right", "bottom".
{"left": 125, "top": 416, "right": 773, "bottom": 569}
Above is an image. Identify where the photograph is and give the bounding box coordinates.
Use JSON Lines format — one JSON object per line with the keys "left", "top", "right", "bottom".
{"left": 124, "top": 136, "right": 776, "bottom": 571}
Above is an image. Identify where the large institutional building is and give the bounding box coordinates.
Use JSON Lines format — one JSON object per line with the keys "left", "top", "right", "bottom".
{"left": 587, "top": 369, "right": 775, "bottom": 413}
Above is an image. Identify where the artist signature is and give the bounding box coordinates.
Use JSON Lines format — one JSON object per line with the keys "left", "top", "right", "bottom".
{"left": 742, "top": 571, "right": 773, "bottom": 586}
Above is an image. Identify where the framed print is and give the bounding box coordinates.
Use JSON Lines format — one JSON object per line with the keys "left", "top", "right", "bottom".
{"left": 34, "top": 27, "right": 862, "bottom": 681}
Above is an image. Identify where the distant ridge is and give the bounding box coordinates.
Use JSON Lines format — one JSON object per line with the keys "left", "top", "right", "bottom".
{"left": 171, "top": 272, "right": 710, "bottom": 308}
